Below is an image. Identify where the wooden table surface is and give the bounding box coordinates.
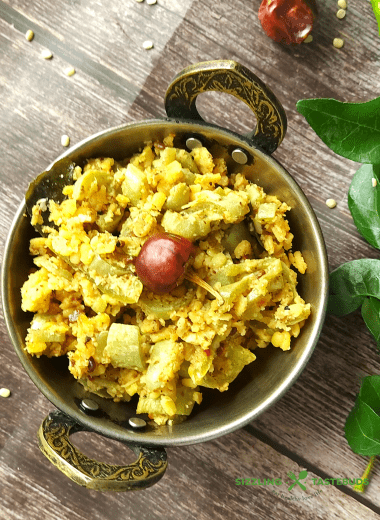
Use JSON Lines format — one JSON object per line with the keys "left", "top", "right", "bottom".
{"left": 1, "top": 0, "right": 380, "bottom": 518}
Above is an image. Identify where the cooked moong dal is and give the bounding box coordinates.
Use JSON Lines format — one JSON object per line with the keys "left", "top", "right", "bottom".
{"left": 21, "top": 135, "right": 311, "bottom": 425}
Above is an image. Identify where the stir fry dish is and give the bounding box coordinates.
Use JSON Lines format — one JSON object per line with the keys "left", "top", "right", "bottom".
{"left": 21, "top": 134, "right": 310, "bottom": 425}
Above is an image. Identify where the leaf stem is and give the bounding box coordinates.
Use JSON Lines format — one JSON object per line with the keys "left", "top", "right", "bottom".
{"left": 353, "top": 455, "right": 376, "bottom": 493}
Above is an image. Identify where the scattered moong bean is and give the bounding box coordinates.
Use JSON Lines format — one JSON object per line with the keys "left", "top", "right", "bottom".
{"left": 64, "top": 66, "right": 76, "bottom": 77}
{"left": 61, "top": 135, "right": 70, "bottom": 147}
{"left": 304, "top": 34, "right": 313, "bottom": 43}
{"left": 326, "top": 198, "right": 337, "bottom": 209}
{"left": 336, "top": 8, "right": 346, "bottom": 19}
{"left": 333, "top": 38, "right": 344, "bottom": 48}
{"left": 337, "top": 0, "right": 347, "bottom": 8}
{"left": 0, "top": 388, "right": 11, "bottom": 398}
{"left": 143, "top": 40, "right": 154, "bottom": 50}
{"left": 25, "top": 29, "right": 34, "bottom": 41}
{"left": 41, "top": 49, "right": 53, "bottom": 59}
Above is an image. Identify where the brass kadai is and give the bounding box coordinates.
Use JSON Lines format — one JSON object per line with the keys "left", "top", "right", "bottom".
{"left": 1, "top": 60, "right": 329, "bottom": 491}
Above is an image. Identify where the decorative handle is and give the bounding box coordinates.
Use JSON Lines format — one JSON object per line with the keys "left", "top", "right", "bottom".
{"left": 38, "top": 410, "right": 167, "bottom": 492}
{"left": 164, "top": 60, "right": 287, "bottom": 154}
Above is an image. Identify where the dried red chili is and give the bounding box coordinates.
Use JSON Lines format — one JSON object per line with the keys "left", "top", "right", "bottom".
{"left": 258, "top": 0, "right": 318, "bottom": 45}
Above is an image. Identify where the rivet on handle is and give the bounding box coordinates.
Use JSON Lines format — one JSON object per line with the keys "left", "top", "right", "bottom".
{"left": 231, "top": 148, "right": 248, "bottom": 165}
{"left": 129, "top": 417, "right": 147, "bottom": 429}
{"left": 186, "top": 137, "right": 203, "bottom": 150}
{"left": 79, "top": 399, "right": 99, "bottom": 414}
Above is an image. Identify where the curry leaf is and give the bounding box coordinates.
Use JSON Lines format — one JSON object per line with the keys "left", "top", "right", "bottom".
{"left": 348, "top": 164, "right": 380, "bottom": 249}
{"left": 345, "top": 375, "right": 380, "bottom": 455}
{"left": 371, "top": 0, "right": 380, "bottom": 35}
{"left": 362, "top": 297, "right": 380, "bottom": 351}
{"left": 296, "top": 97, "right": 380, "bottom": 163}
{"left": 298, "top": 93, "right": 380, "bottom": 489}
{"left": 328, "top": 259, "right": 380, "bottom": 316}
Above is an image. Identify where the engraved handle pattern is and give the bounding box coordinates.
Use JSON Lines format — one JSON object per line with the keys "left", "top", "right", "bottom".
{"left": 38, "top": 410, "right": 167, "bottom": 491}
{"left": 165, "top": 60, "right": 287, "bottom": 154}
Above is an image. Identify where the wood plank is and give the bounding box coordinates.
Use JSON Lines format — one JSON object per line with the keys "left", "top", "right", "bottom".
{"left": 0, "top": 392, "right": 379, "bottom": 520}
{"left": 0, "top": 0, "right": 193, "bottom": 90}
{"left": 1, "top": 0, "right": 380, "bottom": 516}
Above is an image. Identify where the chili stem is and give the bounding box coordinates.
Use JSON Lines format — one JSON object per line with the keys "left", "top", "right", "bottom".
{"left": 185, "top": 270, "right": 224, "bottom": 305}
{"left": 353, "top": 455, "right": 376, "bottom": 493}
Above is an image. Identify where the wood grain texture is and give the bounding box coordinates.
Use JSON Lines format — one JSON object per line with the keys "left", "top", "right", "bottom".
{"left": 0, "top": 399, "right": 378, "bottom": 520}
{"left": 1, "top": 0, "right": 380, "bottom": 517}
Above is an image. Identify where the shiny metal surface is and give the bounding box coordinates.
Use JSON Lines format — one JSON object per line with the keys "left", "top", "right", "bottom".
{"left": 80, "top": 399, "right": 100, "bottom": 414}
{"left": 231, "top": 148, "right": 248, "bottom": 164}
{"left": 185, "top": 136, "right": 203, "bottom": 150}
{"left": 129, "top": 418, "right": 147, "bottom": 429}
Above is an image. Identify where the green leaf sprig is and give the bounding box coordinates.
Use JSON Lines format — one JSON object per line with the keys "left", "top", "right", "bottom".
{"left": 348, "top": 164, "right": 380, "bottom": 249}
{"left": 345, "top": 375, "right": 380, "bottom": 456}
{"left": 297, "top": 98, "right": 380, "bottom": 163}
{"left": 297, "top": 96, "right": 380, "bottom": 492}
{"left": 371, "top": 0, "right": 380, "bottom": 36}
